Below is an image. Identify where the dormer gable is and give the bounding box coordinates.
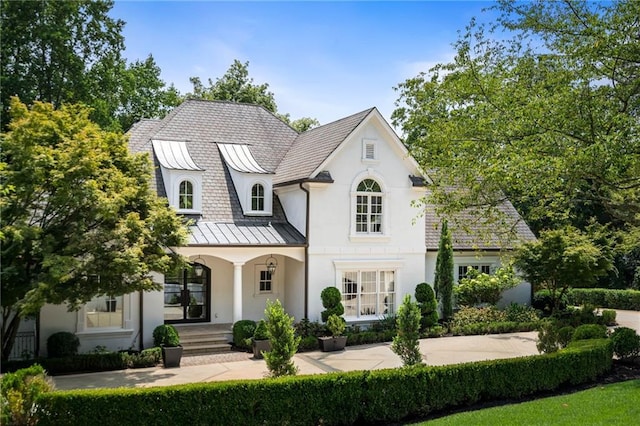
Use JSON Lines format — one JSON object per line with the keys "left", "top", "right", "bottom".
{"left": 217, "top": 143, "right": 274, "bottom": 216}
{"left": 152, "top": 140, "right": 204, "bottom": 214}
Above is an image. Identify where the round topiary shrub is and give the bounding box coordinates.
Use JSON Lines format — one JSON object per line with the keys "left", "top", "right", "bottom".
{"left": 571, "top": 324, "right": 607, "bottom": 341}
{"left": 232, "top": 320, "right": 256, "bottom": 351}
{"left": 47, "top": 331, "right": 79, "bottom": 358}
{"left": 152, "top": 324, "right": 180, "bottom": 347}
{"left": 320, "top": 286, "right": 344, "bottom": 322}
{"left": 610, "top": 327, "right": 640, "bottom": 360}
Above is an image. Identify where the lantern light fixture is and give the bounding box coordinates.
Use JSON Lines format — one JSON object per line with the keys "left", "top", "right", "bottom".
{"left": 266, "top": 255, "right": 277, "bottom": 275}
{"left": 193, "top": 256, "right": 205, "bottom": 277}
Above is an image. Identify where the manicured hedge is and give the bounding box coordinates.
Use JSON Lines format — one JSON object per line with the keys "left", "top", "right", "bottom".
{"left": 35, "top": 339, "right": 612, "bottom": 425}
{"left": 2, "top": 349, "right": 161, "bottom": 375}
{"left": 567, "top": 288, "right": 640, "bottom": 311}
{"left": 450, "top": 321, "right": 539, "bottom": 336}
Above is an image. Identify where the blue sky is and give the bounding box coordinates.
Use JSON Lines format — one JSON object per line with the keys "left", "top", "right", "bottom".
{"left": 111, "top": 1, "right": 497, "bottom": 125}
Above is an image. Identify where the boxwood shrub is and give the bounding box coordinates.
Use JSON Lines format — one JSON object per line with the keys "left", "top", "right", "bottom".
{"left": 232, "top": 320, "right": 256, "bottom": 351}
{"left": 35, "top": 339, "right": 612, "bottom": 425}
{"left": 567, "top": 288, "right": 640, "bottom": 311}
{"left": 2, "top": 350, "right": 160, "bottom": 375}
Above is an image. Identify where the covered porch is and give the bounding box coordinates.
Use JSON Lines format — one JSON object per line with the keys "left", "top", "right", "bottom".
{"left": 169, "top": 246, "right": 306, "bottom": 324}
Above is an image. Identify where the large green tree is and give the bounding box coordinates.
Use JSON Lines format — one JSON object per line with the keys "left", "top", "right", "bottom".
{"left": 0, "top": 98, "right": 187, "bottom": 361}
{"left": 392, "top": 0, "right": 639, "bottom": 236}
{"left": 188, "top": 60, "right": 319, "bottom": 132}
{"left": 0, "top": 0, "right": 179, "bottom": 131}
{"left": 513, "top": 226, "right": 614, "bottom": 313}
{"left": 188, "top": 60, "right": 278, "bottom": 112}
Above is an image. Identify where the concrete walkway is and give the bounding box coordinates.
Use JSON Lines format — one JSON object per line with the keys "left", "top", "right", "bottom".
{"left": 52, "top": 331, "right": 540, "bottom": 391}
{"left": 50, "top": 309, "right": 640, "bottom": 391}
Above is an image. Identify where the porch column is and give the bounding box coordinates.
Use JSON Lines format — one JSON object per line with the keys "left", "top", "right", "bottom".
{"left": 233, "top": 262, "right": 244, "bottom": 323}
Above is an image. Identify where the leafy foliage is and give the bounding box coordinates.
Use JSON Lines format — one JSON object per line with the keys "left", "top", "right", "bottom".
{"left": 320, "top": 286, "right": 344, "bottom": 322}
{"left": 533, "top": 290, "right": 569, "bottom": 315}
{"left": 263, "top": 300, "right": 300, "bottom": 377}
{"left": 187, "top": 60, "right": 320, "bottom": 133}
{"left": 434, "top": 220, "right": 454, "bottom": 320}
{"left": 0, "top": 0, "right": 179, "bottom": 131}
{"left": 1, "top": 364, "right": 53, "bottom": 425}
{"left": 46, "top": 332, "right": 79, "bottom": 358}
{"left": 392, "top": 0, "right": 640, "bottom": 239}
{"left": 0, "top": 99, "right": 187, "bottom": 360}
{"left": 537, "top": 321, "right": 574, "bottom": 354}
{"left": 610, "top": 327, "right": 640, "bottom": 360}
{"left": 514, "top": 226, "right": 613, "bottom": 313}
{"left": 232, "top": 320, "right": 256, "bottom": 351}
{"left": 503, "top": 303, "right": 540, "bottom": 323}
{"left": 455, "top": 265, "right": 520, "bottom": 306}
{"left": 253, "top": 319, "right": 269, "bottom": 340}
{"left": 188, "top": 60, "right": 277, "bottom": 112}
{"left": 326, "top": 314, "right": 346, "bottom": 337}
{"left": 34, "top": 339, "right": 612, "bottom": 425}
{"left": 450, "top": 306, "right": 507, "bottom": 328}
{"left": 391, "top": 294, "right": 423, "bottom": 366}
{"left": 566, "top": 288, "right": 640, "bottom": 311}
{"left": 572, "top": 324, "right": 607, "bottom": 341}
{"left": 152, "top": 324, "right": 180, "bottom": 347}
{"left": 415, "top": 283, "right": 439, "bottom": 329}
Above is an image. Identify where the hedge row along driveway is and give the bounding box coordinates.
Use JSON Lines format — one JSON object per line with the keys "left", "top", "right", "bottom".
{"left": 36, "top": 339, "right": 612, "bottom": 425}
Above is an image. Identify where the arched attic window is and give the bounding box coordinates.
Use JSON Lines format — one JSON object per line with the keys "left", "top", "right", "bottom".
{"left": 179, "top": 180, "right": 194, "bottom": 210}
{"left": 251, "top": 183, "right": 265, "bottom": 211}
{"left": 355, "top": 178, "right": 383, "bottom": 233}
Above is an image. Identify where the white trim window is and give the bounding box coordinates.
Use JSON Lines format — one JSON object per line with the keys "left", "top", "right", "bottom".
{"left": 341, "top": 270, "right": 395, "bottom": 318}
{"left": 251, "top": 183, "right": 265, "bottom": 211}
{"left": 457, "top": 264, "right": 492, "bottom": 281}
{"left": 85, "top": 294, "right": 124, "bottom": 329}
{"left": 258, "top": 269, "right": 273, "bottom": 293}
{"left": 355, "top": 179, "right": 383, "bottom": 234}
{"left": 178, "top": 180, "right": 194, "bottom": 210}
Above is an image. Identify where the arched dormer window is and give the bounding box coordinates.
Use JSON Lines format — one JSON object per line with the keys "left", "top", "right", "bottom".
{"left": 179, "top": 180, "right": 194, "bottom": 210}
{"left": 251, "top": 183, "right": 265, "bottom": 211}
{"left": 356, "top": 178, "right": 382, "bottom": 233}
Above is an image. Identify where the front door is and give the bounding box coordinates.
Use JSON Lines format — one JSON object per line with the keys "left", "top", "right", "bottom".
{"left": 163, "top": 264, "right": 210, "bottom": 323}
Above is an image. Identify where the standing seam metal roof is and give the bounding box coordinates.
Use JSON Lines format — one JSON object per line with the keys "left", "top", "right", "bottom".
{"left": 217, "top": 143, "right": 271, "bottom": 173}
{"left": 151, "top": 140, "right": 203, "bottom": 170}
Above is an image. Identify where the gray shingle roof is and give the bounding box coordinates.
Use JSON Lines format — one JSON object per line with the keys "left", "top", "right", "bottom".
{"left": 127, "top": 100, "right": 302, "bottom": 246}
{"left": 424, "top": 198, "right": 536, "bottom": 250}
{"left": 274, "top": 108, "right": 374, "bottom": 185}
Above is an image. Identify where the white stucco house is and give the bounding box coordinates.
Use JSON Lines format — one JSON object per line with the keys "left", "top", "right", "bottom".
{"left": 23, "top": 99, "right": 535, "bottom": 357}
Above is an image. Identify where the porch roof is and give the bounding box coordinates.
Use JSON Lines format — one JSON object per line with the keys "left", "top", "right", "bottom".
{"left": 188, "top": 221, "right": 305, "bottom": 246}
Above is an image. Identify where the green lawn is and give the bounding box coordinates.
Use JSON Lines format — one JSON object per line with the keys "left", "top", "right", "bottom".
{"left": 418, "top": 380, "right": 640, "bottom": 425}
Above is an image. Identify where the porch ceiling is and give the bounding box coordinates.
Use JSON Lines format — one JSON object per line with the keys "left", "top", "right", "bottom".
{"left": 188, "top": 221, "right": 305, "bottom": 246}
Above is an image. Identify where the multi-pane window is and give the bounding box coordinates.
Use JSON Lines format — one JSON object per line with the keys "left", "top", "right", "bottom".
{"left": 458, "top": 264, "right": 492, "bottom": 281}
{"left": 355, "top": 179, "right": 382, "bottom": 233}
{"left": 341, "top": 270, "right": 395, "bottom": 318}
{"left": 259, "top": 270, "right": 272, "bottom": 292}
{"left": 252, "top": 183, "right": 265, "bottom": 211}
{"left": 85, "top": 295, "right": 123, "bottom": 328}
{"left": 179, "top": 180, "right": 194, "bottom": 209}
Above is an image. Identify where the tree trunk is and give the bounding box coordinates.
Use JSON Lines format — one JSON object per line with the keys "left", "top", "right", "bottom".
{"left": 2, "top": 307, "right": 22, "bottom": 362}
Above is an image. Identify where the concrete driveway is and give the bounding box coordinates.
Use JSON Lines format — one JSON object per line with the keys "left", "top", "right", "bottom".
{"left": 51, "top": 309, "right": 639, "bottom": 391}
{"left": 52, "top": 331, "right": 540, "bottom": 391}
